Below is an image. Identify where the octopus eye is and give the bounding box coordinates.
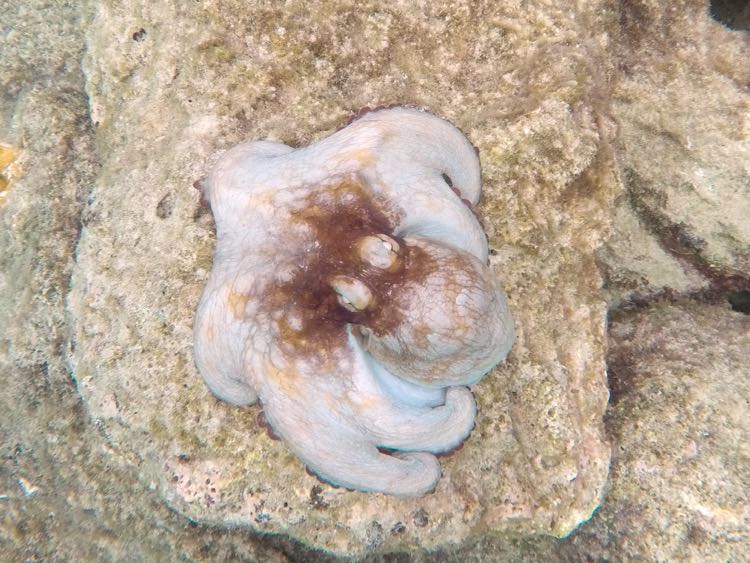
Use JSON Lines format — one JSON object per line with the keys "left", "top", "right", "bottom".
{"left": 357, "top": 234, "right": 401, "bottom": 270}
{"left": 329, "top": 275, "right": 373, "bottom": 312}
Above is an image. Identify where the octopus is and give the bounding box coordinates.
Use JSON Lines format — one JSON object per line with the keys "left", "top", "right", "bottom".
{"left": 193, "top": 107, "right": 514, "bottom": 497}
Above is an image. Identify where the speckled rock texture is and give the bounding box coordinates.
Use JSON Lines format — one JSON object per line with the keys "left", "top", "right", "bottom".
{"left": 564, "top": 302, "right": 750, "bottom": 560}
{"left": 67, "top": 0, "right": 615, "bottom": 554}
{"left": 598, "top": 0, "right": 750, "bottom": 307}
{"left": 1, "top": 0, "right": 749, "bottom": 560}
{"left": 0, "top": 3, "right": 297, "bottom": 561}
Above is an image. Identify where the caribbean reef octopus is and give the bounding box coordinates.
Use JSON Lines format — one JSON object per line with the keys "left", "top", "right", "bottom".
{"left": 193, "top": 107, "right": 514, "bottom": 497}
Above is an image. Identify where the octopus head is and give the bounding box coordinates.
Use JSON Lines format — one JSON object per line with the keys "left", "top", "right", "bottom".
{"left": 325, "top": 230, "right": 514, "bottom": 388}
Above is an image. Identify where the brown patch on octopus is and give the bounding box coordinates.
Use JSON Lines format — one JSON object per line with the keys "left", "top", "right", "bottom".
{"left": 407, "top": 319, "right": 433, "bottom": 352}
{"left": 267, "top": 177, "right": 439, "bottom": 362}
{"left": 226, "top": 289, "right": 250, "bottom": 320}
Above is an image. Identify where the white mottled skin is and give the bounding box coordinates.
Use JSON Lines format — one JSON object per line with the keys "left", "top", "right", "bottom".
{"left": 194, "top": 107, "right": 514, "bottom": 497}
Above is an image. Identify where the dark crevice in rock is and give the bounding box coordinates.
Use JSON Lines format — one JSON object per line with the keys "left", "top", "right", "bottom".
{"left": 728, "top": 290, "right": 750, "bottom": 314}
{"left": 605, "top": 309, "right": 660, "bottom": 408}
{"left": 607, "top": 286, "right": 750, "bottom": 317}
{"left": 61, "top": 118, "right": 99, "bottom": 392}
{"left": 709, "top": 0, "right": 750, "bottom": 30}
{"left": 601, "top": 178, "right": 749, "bottom": 313}
{"left": 62, "top": 14, "right": 103, "bottom": 391}
{"left": 623, "top": 167, "right": 749, "bottom": 292}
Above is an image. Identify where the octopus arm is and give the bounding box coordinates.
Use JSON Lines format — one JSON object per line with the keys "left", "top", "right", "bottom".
{"left": 201, "top": 366, "right": 258, "bottom": 406}
{"left": 261, "top": 393, "right": 442, "bottom": 497}
{"left": 358, "top": 386, "right": 476, "bottom": 454}
{"left": 193, "top": 290, "right": 260, "bottom": 406}
{"left": 254, "top": 334, "right": 468, "bottom": 496}
{"left": 351, "top": 335, "right": 477, "bottom": 453}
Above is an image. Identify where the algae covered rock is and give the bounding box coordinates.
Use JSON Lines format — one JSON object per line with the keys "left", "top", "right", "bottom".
{"left": 575, "top": 302, "right": 750, "bottom": 559}
{"left": 0, "top": 3, "right": 282, "bottom": 560}
{"left": 598, "top": 0, "right": 750, "bottom": 306}
{"left": 67, "top": 0, "right": 615, "bottom": 554}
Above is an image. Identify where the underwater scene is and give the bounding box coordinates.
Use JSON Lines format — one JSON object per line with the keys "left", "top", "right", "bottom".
{"left": 1, "top": 0, "right": 748, "bottom": 561}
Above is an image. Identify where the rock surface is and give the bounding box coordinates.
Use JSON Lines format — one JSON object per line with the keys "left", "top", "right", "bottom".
{"left": 598, "top": 0, "right": 750, "bottom": 307}
{"left": 67, "top": 0, "right": 615, "bottom": 554}
{"left": 1, "top": 0, "right": 749, "bottom": 560}
{"left": 562, "top": 302, "right": 750, "bottom": 560}
{"left": 0, "top": 3, "right": 293, "bottom": 561}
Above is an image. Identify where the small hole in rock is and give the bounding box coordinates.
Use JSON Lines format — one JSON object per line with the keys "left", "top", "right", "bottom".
{"left": 412, "top": 508, "right": 429, "bottom": 527}
{"left": 132, "top": 28, "right": 147, "bottom": 41}
{"left": 156, "top": 193, "right": 174, "bottom": 219}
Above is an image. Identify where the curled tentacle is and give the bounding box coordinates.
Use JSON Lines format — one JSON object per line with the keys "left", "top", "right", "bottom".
{"left": 357, "top": 386, "right": 477, "bottom": 454}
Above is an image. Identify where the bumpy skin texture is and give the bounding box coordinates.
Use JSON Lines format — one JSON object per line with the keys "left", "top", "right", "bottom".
{"left": 193, "top": 107, "right": 515, "bottom": 497}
